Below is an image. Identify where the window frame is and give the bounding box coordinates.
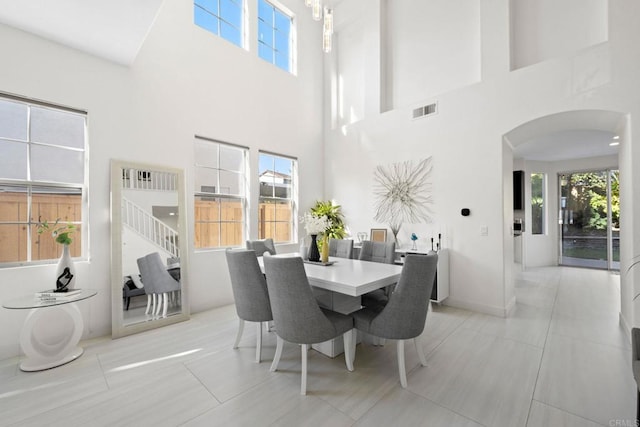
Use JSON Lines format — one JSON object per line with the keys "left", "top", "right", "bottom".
{"left": 257, "top": 150, "right": 298, "bottom": 244}
{"left": 194, "top": 0, "right": 248, "bottom": 49}
{"left": 194, "top": 135, "right": 249, "bottom": 250}
{"left": 257, "top": 0, "right": 296, "bottom": 73}
{"left": 0, "top": 93, "right": 88, "bottom": 267}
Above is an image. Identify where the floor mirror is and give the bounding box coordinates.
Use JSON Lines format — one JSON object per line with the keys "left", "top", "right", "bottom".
{"left": 110, "top": 160, "right": 190, "bottom": 338}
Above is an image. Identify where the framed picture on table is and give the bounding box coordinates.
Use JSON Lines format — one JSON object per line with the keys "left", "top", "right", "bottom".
{"left": 370, "top": 228, "right": 387, "bottom": 242}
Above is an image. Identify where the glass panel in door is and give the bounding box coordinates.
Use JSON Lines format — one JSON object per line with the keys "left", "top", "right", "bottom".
{"left": 559, "top": 170, "right": 619, "bottom": 270}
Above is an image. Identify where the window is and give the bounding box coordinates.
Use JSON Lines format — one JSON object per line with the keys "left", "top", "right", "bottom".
{"left": 194, "top": 136, "right": 248, "bottom": 249}
{"left": 258, "top": 0, "right": 294, "bottom": 72}
{"left": 531, "top": 173, "right": 545, "bottom": 235}
{"left": 258, "top": 152, "right": 297, "bottom": 243}
{"left": 194, "top": 0, "right": 245, "bottom": 48}
{"left": 0, "top": 95, "right": 87, "bottom": 265}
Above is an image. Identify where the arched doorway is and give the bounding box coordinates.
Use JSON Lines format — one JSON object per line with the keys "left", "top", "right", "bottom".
{"left": 503, "top": 109, "right": 626, "bottom": 271}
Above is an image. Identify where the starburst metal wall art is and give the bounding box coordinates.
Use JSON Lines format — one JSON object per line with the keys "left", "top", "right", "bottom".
{"left": 373, "top": 157, "right": 433, "bottom": 243}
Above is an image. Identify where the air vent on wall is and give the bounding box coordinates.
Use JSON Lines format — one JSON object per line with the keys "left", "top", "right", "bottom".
{"left": 412, "top": 102, "right": 438, "bottom": 119}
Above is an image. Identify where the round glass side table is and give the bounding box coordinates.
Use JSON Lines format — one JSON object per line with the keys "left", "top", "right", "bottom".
{"left": 2, "top": 289, "right": 97, "bottom": 371}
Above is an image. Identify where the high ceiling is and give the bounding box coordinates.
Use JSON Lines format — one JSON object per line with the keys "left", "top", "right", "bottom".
{"left": 0, "top": 1, "right": 623, "bottom": 163}
{"left": 0, "top": 0, "right": 164, "bottom": 65}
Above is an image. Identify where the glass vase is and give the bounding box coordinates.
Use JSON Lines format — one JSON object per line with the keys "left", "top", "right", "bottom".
{"left": 321, "top": 235, "right": 330, "bottom": 263}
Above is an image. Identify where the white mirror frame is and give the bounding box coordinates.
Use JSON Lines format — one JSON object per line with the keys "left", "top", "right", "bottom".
{"left": 110, "top": 159, "right": 190, "bottom": 338}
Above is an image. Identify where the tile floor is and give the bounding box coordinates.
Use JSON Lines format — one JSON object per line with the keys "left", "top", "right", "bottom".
{"left": 0, "top": 266, "right": 635, "bottom": 426}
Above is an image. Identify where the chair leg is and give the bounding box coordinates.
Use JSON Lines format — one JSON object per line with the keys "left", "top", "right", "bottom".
{"left": 343, "top": 330, "right": 354, "bottom": 372}
{"left": 233, "top": 319, "right": 244, "bottom": 349}
{"left": 397, "top": 340, "right": 407, "bottom": 388}
{"left": 637, "top": 388, "right": 639, "bottom": 426}
{"left": 162, "top": 293, "right": 168, "bottom": 317}
{"left": 255, "top": 322, "right": 263, "bottom": 363}
{"left": 301, "top": 344, "right": 308, "bottom": 395}
{"left": 414, "top": 337, "right": 427, "bottom": 366}
{"left": 152, "top": 294, "right": 158, "bottom": 316}
{"left": 270, "top": 336, "right": 284, "bottom": 372}
{"left": 162, "top": 293, "right": 167, "bottom": 316}
{"left": 145, "top": 295, "right": 152, "bottom": 315}
{"left": 154, "top": 294, "right": 162, "bottom": 316}
{"left": 350, "top": 330, "right": 357, "bottom": 367}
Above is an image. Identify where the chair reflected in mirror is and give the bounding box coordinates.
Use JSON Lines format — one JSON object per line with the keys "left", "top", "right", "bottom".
{"left": 137, "top": 252, "right": 181, "bottom": 318}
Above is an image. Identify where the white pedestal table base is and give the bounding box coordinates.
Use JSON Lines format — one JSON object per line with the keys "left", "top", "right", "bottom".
{"left": 19, "top": 303, "right": 85, "bottom": 371}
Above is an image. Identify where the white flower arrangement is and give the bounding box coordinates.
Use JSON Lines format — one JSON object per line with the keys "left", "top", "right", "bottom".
{"left": 301, "top": 212, "right": 331, "bottom": 235}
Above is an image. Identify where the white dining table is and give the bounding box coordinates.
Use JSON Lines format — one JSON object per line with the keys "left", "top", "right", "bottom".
{"left": 258, "top": 253, "right": 403, "bottom": 357}
{"left": 257, "top": 252, "right": 403, "bottom": 297}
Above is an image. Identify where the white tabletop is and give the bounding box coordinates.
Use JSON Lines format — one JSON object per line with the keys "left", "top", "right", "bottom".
{"left": 258, "top": 253, "right": 403, "bottom": 297}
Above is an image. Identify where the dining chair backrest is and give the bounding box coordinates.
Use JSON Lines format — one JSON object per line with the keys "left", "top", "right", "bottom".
{"left": 246, "top": 238, "right": 277, "bottom": 256}
{"left": 263, "top": 255, "right": 340, "bottom": 344}
{"left": 370, "top": 253, "right": 438, "bottom": 339}
{"left": 137, "top": 252, "right": 180, "bottom": 294}
{"left": 358, "top": 240, "right": 396, "bottom": 264}
{"left": 328, "top": 238, "right": 354, "bottom": 259}
{"left": 225, "top": 249, "right": 272, "bottom": 322}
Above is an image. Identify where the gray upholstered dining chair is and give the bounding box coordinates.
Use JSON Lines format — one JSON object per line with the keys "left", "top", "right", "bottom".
{"left": 246, "top": 238, "right": 277, "bottom": 256}
{"left": 137, "top": 252, "right": 181, "bottom": 318}
{"left": 632, "top": 327, "right": 640, "bottom": 423}
{"left": 350, "top": 253, "right": 438, "bottom": 388}
{"left": 263, "top": 254, "right": 355, "bottom": 395}
{"left": 359, "top": 240, "right": 396, "bottom": 308}
{"left": 328, "top": 238, "right": 354, "bottom": 259}
{"left": 358, "top": 240, "right": 396, "bottom": 264}
{"left": 225, "top": 249, "right": 273, "bottom": 363}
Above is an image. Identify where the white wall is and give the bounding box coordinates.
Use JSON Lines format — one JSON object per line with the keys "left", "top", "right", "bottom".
{"left": 324, "top": 0, "right": 640, "bottom": 318}
{"left": 510, "top": 0, "right": 608, "bottom": 69}
{"left": 502, "top": 140, "right": 515, "bottom": 312}
{"left": 0, "top": 0, "right": 325, "bottom": 360}
{"left": 385, "top": 0, "right": 481, "bottom": 109}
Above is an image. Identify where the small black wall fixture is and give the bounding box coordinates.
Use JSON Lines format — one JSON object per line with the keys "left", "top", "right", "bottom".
{"left": 461, "top": 208, "right": 470, "bottom": 216}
